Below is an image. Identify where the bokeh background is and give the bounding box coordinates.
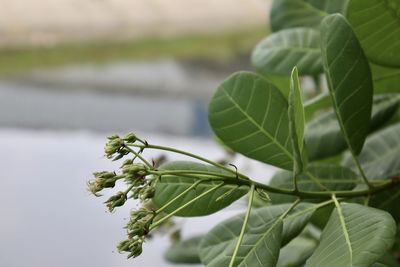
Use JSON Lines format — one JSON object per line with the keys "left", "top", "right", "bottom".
{"left": 0, "top": 1, "right": 276, "bottom": 266}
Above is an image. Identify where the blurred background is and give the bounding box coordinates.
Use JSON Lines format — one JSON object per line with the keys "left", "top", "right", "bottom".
{"left": 0, "top": 1, "right": 275, "bottom": 266}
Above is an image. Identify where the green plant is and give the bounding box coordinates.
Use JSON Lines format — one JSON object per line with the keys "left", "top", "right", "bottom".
{"left": 88, "top": 1, "right": 400, "bottom": 266}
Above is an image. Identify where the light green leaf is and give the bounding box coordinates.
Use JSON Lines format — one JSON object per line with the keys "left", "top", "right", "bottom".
{"left": 306, "top": 203, "right": 396, "bottom": 267}
{"left": 320, "top": 14, "right": 373, "bottom": 155}
{"left": 208, "top": 72, "right": 294, "bottom": 170}
{"left": 199, "top": 204, "right": 315, "bottom": 267}
{"left": 269, "top": 164, "right": 358, "bottom": 204}
{"left": 372, "top": 64, "right": 400, "bottom": 94}
{"left": 289, "top": 67, "right": 306, "bottom": 154}
{"left": 263, "top": 73, "right": 291, "bottom": 99}
{"left": 252, "top": 28, "right": 322, "bottom": 75}
{"left": 271, "top": 0, "right": 348, "bottom": 31}
{"left": 153, "top": 161, "right": 248, "bottom": 217}
{"left": 277, "top": 236, "right": 317, "bottom": 267}
{"left": 306, "top": 95, "right": 400, "bottom": 160}
{"left": 164, "top": 236, "right": 202, "bottom": 264}
{"left": 346, "top": 0, "right": 400, "bottom": 67}
{"left": 343, "top": 123, "right": 400, "bottom": 179}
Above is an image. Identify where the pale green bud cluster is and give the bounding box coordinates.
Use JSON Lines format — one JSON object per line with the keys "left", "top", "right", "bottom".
{"left": 118, "top": 208, "right": 155, "bottom": 258}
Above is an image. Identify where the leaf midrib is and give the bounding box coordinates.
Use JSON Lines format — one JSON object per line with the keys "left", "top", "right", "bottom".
{"left": 220, "top": 85, "right": 293, "bottom": 160}
{"left": 335, "top": 203, "right": 353, "bottom": 264}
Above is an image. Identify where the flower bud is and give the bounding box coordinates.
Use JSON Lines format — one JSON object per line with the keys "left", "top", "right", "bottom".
{"left": 139, "top": 186, "right": 155, "bottom": 201}
{"left": 105, "top": 192, "right": 126, "bottom": 212}
{"left": 122, "top": 163, "right": 148, "bottom": 177}
{"left": 123, "top": 133, "right": 137, "bottom": 143}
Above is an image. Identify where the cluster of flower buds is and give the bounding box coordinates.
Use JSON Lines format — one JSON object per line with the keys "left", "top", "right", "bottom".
{"left": 104, "top": 133, "right": 138, "bottom": 161}
{"left": 121, "top": 162, "right": 155, "bottom": 201}
{"left": 87, "top": 171, "right": 122, "bottom": 196}
{"left": 117, "top": 208, "right": 155, "bottom": 258}
{"left": 90, "top": 132, "right": 160, "bottom": 259}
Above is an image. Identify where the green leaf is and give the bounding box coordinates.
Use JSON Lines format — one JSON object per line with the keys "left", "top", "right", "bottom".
{"left": 269, "top": 164, "right": 358, "bottom": 204}
{"left": 153, "top": 161, "right": 248, "bottom": 217}
{"left": 374, "top": 253, "right": 400, "bottom": 267}
{"left": 320, "top": 14, "right": 373, "bottom": 155}
{"left": 306, "top": 95, "right": 400, "bottom": 160}
{"left": 252, "top": 28, "right": 322, "bottom": 75}
{"left": 208, "top": 72, "right": 294, "bottom": 170}
{"left": 306, "top": 203, "right": 396, "bottom": 267}
{"left": 199, "top": 204, "right": 315, "bottom": 267}
{"left": 271, "top": 0, "right": 348, "bottom": 32}
{"left": 164, "top": 236, "right": 202, "bottom": 264}
{"left": 277, "top": 236, "right": 317, "bottom": 267}
{"left": 289, "top": 67, "right": 306, "bottom": 154}
{"left": 372, "top": 64, "right": 400, "bottom": 94}
{"left": 346, "top": 0, "right": 400, "bottom": 67}
{"left": 262, "top": 74, "right": 291, "bottom": 99}
{"left": 304, "top": 92, "right": 331, "bottom": 121}
{"left": 370, "top": 184, "right": 400, "bottom": 222}
{"left": 343, "top": 123, "right": 400, "bottom": 179}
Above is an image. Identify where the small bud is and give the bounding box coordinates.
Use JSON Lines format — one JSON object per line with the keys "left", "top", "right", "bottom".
{"left": 117, "top": 239, "right": 131, "bottom": 252}
{"left": 122, "top": 163, "right": 148, "bottom": 177}
{"left": 105, "top": 192, "right": 126, "bottom": 212}
{"left": 123, "top": 133, "right": 137, "bottom": 143}
{"left": 139, "top": 186, "right": 155, "bottom": 201}
{"left": 122, "top": 159, "right": 133, "bottom": 167}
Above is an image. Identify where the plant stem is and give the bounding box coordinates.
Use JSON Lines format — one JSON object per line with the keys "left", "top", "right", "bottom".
{"left": 155, "top": 180, "right": 204, "bottom": 215}
{"left": 149, "top": 182, "right": 224, "bottom": 230}
{"left": 127, "top": 143, "right": 247, "bottom": 178}
{"left": 352, "top": 154, "right": 374, "bottom": 189}
{"left": 124, "top": 145, "right": 153, "bottom": 168}
{"left": 229, "top": 184, "right": 255, "bottom": 267}
{"left": 154, "top": 169, "right": 394, "bottom": 199}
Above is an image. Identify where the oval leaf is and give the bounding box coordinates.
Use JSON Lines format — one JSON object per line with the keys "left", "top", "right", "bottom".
{"left": 306, "top": 203, "right": 396, "bottom": 267}
{"left": 252, "top": 28, "right": 322, "bottom": 75}
{"left": 343, "top": 123, "right": 400, "bottom": 179}
{"left": 153, "top": 161, "right": 248, "bottom": 217}
{"left": 208, "top": 72, "right": 294, "bottom": 170}
{"left": 372, "top": 64, "right": 400, "bottom": 94}
{"left": 347, "top": 0, "right": 400, "bottom": 67}
{"left": 320, "top": 14, "right": 373, "bottom": 155}
{"left": 271, "top": 0, "right": 348, "bottom": 31}
{"left": 199, "top": 204, "right": 315, "bottom": 267}
{"left": 306, "top": 95, "right": 400, "bottom": 160}
{"left": 164, "top": 236, "right": 202, "bottom": 264}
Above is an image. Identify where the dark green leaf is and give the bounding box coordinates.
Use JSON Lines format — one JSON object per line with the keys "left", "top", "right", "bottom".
{"left": 347, "top": 0, "right": 400, "bottom": 67}
{"left": 372, "top": 64, "right": 400, "bottom": 94}
{"left": 208, "top": 72, "right": 294, "bottom": 170}
{"left": 305, "top": 95, "right": 400, "bottom": 160}
{"left": 320, "top": 14, "right": 373, "bottom": 155}
{"left": 271, "top": 0, "right": 348, "bottom": 31}
{"left": 370, "top": 183, "right": 400, "bottom": 222}
{"left": 199, "top": 204, "right": 315, "bottom": 267}
{"left": 343, "top": 123, "right": 400, "bottom": 179}
{"left": 153, "top": 161, "right": 248, "bottom": 217}
{"left": 252, "top": 28, "right": 322, "bottom": 75}
{"left": 306, "top": 203, "right": 396, "bottom": 267}
{"left": 269, "top": 164, "right": 358, "bottom": 204}
{"left": 164, "top": 236, "right": 202, "bottom": 264}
